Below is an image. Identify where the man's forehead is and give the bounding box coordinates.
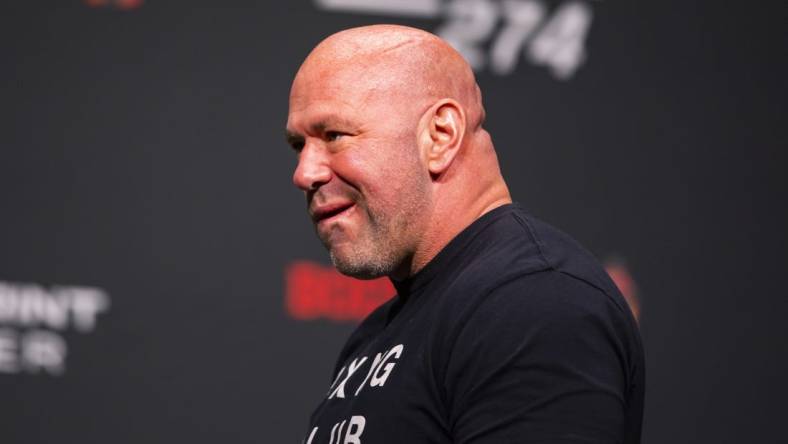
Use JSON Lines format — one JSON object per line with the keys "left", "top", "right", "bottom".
{"left": 288, "top": 70, "right": 392, "bottom": 130}
{"left": 286, "top": 109, "right": 360, "bottom": 133}
{"left": 291, "top": 39, "right": 426, "bottom": 103}
{"left": 291, "top": 62, "right": 385, "bottom": 102}
{"left": 286, "top": 88, "right": 368, "bottom": 131}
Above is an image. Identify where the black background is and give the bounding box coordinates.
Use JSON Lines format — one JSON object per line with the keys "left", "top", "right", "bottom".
{"left": 1, "top": 1, "right": 786, "bottom": 443}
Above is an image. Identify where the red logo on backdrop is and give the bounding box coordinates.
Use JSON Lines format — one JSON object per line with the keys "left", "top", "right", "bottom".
{"left": 286, "top": 258, "right": 641, "bottom": 323}
{"left": 84, "top": 0, "right": 144, "bottom": 10}
{"left": 603, "top": 259, "right": 641, "bottom": 323}
{"left": 285, "top": 261, "right": 395, "bottom": 322}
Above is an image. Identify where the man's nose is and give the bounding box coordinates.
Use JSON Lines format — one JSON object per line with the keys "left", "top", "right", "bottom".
{"left": 292, "top": 143, "right": 332, "bottom": 191}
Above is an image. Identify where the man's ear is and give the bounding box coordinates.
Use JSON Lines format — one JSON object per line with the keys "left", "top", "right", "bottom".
{"left": 418, "top": 99, "right": 466, "bottom": 176}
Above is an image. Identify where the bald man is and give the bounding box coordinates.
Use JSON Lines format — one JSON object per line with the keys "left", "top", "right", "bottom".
{"left": 286, "top": 25, "right": 644, "bottom": 444}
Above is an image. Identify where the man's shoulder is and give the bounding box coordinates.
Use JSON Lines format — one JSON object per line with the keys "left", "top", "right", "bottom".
{"left": 442, "top": 268, "right": 630, "bottom": 336}
{"left": 450, "top": 204, "right": 587, "bottom": 270}
{"left": 463, "top": 204, "right": 630, "bottom": 313}
{"left": 478, "top": 269, "right": 630, "bottom": 328}
{"left": 435, "top": 205, "right": 638, "bottom": 338}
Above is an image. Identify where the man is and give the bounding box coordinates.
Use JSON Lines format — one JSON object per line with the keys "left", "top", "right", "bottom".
{"left": 286, "top": 25, "right": 644, "bottom": 444}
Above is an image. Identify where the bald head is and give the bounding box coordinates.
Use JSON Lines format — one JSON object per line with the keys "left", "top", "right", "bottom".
{"left": 287, "top": 25, "right": 510, "bottom": 279}
{"left": 293, "top": 25, "right": 486, "bottom": 133}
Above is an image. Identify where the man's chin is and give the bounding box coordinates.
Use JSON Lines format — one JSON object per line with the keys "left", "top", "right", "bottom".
{"left": 329, "top": 249, "right": 390, "bottom": 280}
{"left": 318, "top": 230, "right": 350, "bottom": 255}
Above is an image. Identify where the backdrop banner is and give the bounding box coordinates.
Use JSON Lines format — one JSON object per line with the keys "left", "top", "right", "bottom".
{"left": 1, "top": 1, "right": 785, "bottom": 443}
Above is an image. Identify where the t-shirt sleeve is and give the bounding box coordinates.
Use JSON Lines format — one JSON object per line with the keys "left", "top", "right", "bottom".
{"left": 444, "top": 271, "right": 637, "bottom": 444}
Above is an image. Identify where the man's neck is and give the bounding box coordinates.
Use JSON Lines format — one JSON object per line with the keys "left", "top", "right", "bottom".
{"left": 394, "top": 182, "right": 512, "bottom": 281}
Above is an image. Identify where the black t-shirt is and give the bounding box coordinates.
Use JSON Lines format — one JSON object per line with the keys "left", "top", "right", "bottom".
{"left": 303, "top": 204, "right": 645, "bottom": 444}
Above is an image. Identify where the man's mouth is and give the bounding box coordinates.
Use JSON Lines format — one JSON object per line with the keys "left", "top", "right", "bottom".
{"left": 311, "top": 202, "right": 356, "bottom": 225}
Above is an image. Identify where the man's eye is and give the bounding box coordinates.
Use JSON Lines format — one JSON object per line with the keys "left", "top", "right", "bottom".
{"left": 326, "top": 131, "right": 343, "bottom": 142}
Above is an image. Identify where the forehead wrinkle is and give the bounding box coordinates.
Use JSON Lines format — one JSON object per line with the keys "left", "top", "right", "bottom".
{"left": 297, "top": 31, "right": 432, "bottom": 95}
{"left": 312, "top": 28, "right": 425, "bottom": 64}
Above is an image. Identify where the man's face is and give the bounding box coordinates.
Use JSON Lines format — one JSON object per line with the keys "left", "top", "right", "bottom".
{"left": 286, "top": 63, "right": 432, "bottom": 279}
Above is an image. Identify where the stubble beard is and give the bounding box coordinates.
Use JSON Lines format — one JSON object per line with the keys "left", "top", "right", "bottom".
{"left": 326, "top": 178, "right": 430, "bottom": 280}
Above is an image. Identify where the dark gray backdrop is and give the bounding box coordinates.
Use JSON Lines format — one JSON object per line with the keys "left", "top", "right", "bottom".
{"left": 1, "top": 1, "right": 786, "bottom": 443}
